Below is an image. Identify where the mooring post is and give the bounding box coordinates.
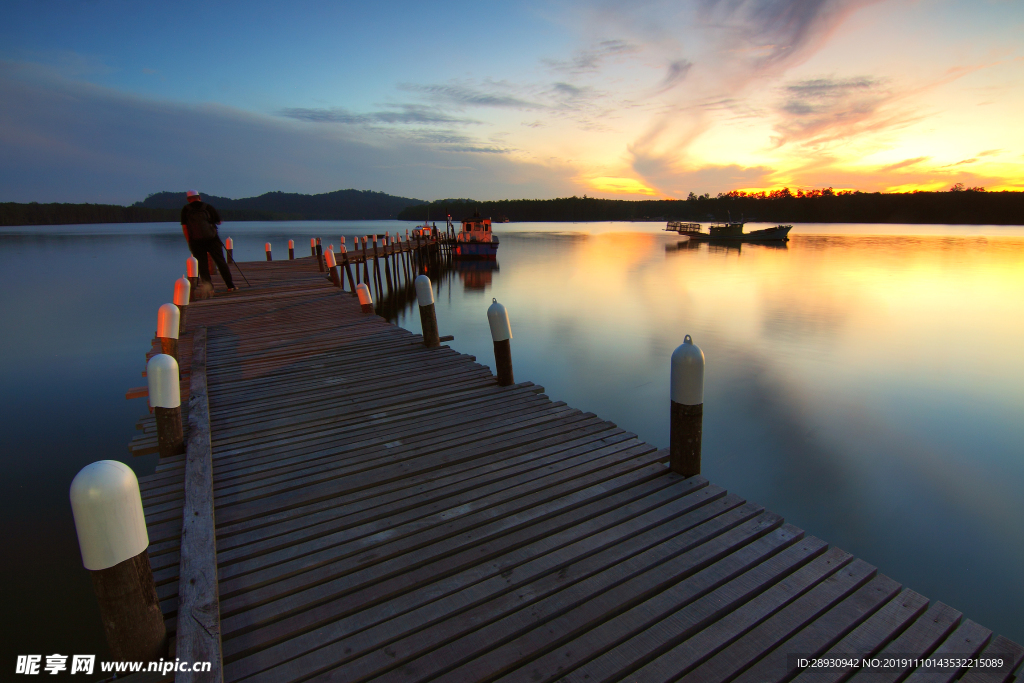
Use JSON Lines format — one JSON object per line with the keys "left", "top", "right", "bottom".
{"left": 224, "top": 237, "right": 233, "bottom": 263}
{"left": 316, "top": 238, "right": 325, "bottom": 272}
{"left": 156, "top": 303, "right": 180, "bottom": 360}
{"left": 356, "top": 283, "right": 374, "bottom": 314}
{"left": 186, "top": 256, "right": 199, "bottom": 301}
{"left": 415, "top": 275, "right": 440, "bottom": 347}
{"left": 265, "top": 242, "right": 272, "bottom": 261}
{"left": 173, "top": 276, "right": 190, "bottom": 331}
{"left": 70, "top": 461, "right": 167, "bottom": 660}
{"left": 148, "top": 353, "right": 185, "bottom": 458}
{"left": 310, "top": 237, "right": 316, "bottom": 257}
{"left": 487, "top": 298, "right": 514, "bottom": 385}
{"left": 288, "top": 239, "right": 295, "bottom": 260}
{"left": 326, "top": 248, "right": 341, "bottom": 287}
{"left": 670, "top": 335, "right": 705, "bottom": 477}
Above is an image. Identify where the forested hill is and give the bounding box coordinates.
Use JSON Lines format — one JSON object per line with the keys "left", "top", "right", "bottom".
{"left": 398, "top": 189, "right": 1024, "bottom": 225}
{"left": 135, "top": 189, "right": 423, "bottom": 220}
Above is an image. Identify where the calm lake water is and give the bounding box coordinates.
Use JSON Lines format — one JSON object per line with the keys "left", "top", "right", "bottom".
{"left": 1, "top": 220, "right": 1022, "bottom": 670}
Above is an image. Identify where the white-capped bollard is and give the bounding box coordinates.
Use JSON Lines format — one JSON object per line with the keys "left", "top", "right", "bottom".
{"left": 173, "top": 276, "right": 191, "bottom": 331}
{"left": 310, "top": 236, "right": 317, "bottom": 257}
{"left": 326, "top": 248, "right": 341, "bottom": 287}
{"left": 487, "top": 298, "right": 514, "bottom": 386}
{"left": 288, "top": 239, "right": 295, "bottom": 260}
{"left": 70, "top": 461, "right": 166, "bottom": 660}
{"left": 225, "top": 237, "right": 234, "bottom": 263}
{"left": 265, "top": 242, "right": 273, "bottom": 261}
{"left": 316, "top": 237, "right": 325, "bottom": 272}
{"left": 415, "top": 274, "right": 440, "bottom": 347}
{"left": 356, "top": 283, "right": 374, "bottom": 314}
{"left": 148, "top": 353, "right": 184, "bottom": 457}
{"left": 156, "top": 303, "right": 180, "bottom": 359}
{"left": 670, "top": 335, "right": 705, "bottom": 476}
{"left": 186, "top": 256, "right": 200, "bottom": 300}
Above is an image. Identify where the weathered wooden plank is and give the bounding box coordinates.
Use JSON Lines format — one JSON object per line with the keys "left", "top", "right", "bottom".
{"left": 682, "top": 558, "right": 879, "bottom": 683}
{"left": 357, "top": 517, "right": 796, "bottom": 683}
{"left": 174, "top": 327, "right": 224, "bottom": 683}
{"left": 731, "top": 573, "right": 903, "bottom": 683}
{"left": 959, "top": 635, "right": 1024, "bottom": 683}
{"left": 610, "top": 545, "right": 855, "bottom": 683}
{"left": 847, "top": 602, "right": 963, "bottom": 683}
{"left": 900, "top": 619, "right": 992, "bottom": 683}
{"left": 789, "top": 589, "right": 931, "bottom": 683}
{"left": 225, "top": 477, "right": 726, "bottom": 678}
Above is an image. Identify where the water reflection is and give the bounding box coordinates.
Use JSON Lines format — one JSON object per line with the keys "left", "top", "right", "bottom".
{"left": 455, "top": 260, "right": 500, "bottom": 291}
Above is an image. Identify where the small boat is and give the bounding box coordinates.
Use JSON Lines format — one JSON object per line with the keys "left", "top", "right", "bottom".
{"left": 666, "top": 221, "right": 791, "bottom": 242}
{"left": 411, "top": 216, "right": 433, "bottom": 239}
{"left": 454, "top": 212, "right": 499, "bottom": 260}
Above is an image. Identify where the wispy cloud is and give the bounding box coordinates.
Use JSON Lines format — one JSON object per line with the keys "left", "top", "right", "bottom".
{"left": 400, "top": 82, "right": 544, "bottom": 109}
{"left": 278, "top": 104, "right": 478, "bottom": 125}
{"left": 655, "top": 60, "right": 693, "bottom": 93}
{"left": 770, "top": 76, "right": 917, "bottom": 148}
{"left": 543, "top": 39, "right": 639, "bottom": 74}
{"left": 878, "top": 157, "right": 929, "bottom": 173}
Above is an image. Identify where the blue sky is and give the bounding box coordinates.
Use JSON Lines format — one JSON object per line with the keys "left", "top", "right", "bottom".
{"left": 2, "top": 0, "right": 1022, "bottom": 203}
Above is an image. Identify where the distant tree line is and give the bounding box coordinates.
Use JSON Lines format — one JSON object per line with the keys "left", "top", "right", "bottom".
{"left": 399, "top": 187, "right": 1024, "bottom": 225}
{"left": 135, "top": 189, "right": 423, "bottom": 220}
{"left": 0, "top": 189, "right": 426, "bottom": 226}
{"left": 0, "top": 202, "right": 177, "bottom": 226}
{"left": 5, "top": 186, "right": 1022, "bottom": 226}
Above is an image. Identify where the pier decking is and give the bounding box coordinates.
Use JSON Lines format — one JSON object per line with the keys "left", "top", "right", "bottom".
{"left": 128, "top": 251, "right": 1022, "bottom": 682}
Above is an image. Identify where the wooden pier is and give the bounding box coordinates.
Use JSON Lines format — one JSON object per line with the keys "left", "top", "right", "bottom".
{"left": 125, "top": 244, "right": 1022, "bottom": 682}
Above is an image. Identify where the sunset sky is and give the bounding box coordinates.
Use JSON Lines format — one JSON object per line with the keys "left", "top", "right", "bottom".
{"left": 1, "top": 0, "right": 1022, "bottom": 204}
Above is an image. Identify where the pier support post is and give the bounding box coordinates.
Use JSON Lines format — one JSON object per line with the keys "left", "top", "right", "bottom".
{"left": 186, "top": 257, "right": 200, "bottom": 301}
{"left": 156, "top": 303, "right": 180, "bottom": 360}
{"left": 288, "top": 239, "right": 295, "bottom": 260}
{"left": 224, "top": 237, "right": 233, "bottom": 263}
{"left": 310, "top": 237, "right": 317, "bottom": 257}
{"left": 265, "top": 242, "right": 272, "bottom": 261}
{"left": 70, "top": 461, "right": 167, "bottom": 661}
{"left": 356, "top": 283, "right": 374, "bottom": 314}
{"left": 326, "top": 249, "right": 341, "bottom": 287}
{"left": 487, "top": 298, "right": 514, "bottom": 386}
{"left": 415, "top": 275, "right": 440, "bottom": 347}
{"left": 173, "top": 277, "right": 190, "bottom": 332}
{"left": 148, "top": 353, "right": 184, "bottom": 458}
{"left": 341, "top": 246, "right": 356, "bottom": 294}
{"left": 670, "top": 335, "right": 705, "bottom": 477}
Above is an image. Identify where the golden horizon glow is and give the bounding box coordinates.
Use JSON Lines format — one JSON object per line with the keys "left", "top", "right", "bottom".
{"left": 585, "top": 176, "right": 661, "bottom": 197}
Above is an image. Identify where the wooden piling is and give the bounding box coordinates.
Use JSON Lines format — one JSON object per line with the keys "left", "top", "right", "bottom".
{"left": 670, "top": 335, "right": 705, "bottom": 477}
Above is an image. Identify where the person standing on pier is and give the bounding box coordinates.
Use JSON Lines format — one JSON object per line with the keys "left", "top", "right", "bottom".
{"left": 180, "top": 190, "right": 237, "bottom": 294}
